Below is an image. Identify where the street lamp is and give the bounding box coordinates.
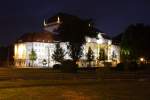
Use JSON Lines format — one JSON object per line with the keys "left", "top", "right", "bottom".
{"left": 140, "top": 57, "right": 144, "bottom": 62}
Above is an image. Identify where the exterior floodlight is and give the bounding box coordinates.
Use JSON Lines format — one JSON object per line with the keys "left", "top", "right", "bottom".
{"left": 98, "top": 33, "right": 102, "bottom": 39}
{"left": 57, "top": 16, "right": 60, "bottom": 23}
{"left": 43, "top": 19, "right": 47, "bottom": 27}
{"left": 140, "top": 57, "right": 144, "bottom": 62}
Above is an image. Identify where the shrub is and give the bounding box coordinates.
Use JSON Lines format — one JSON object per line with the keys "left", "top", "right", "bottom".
{"left": 61, "top": 60, "right": 78, "bottom": 73}
{"left": 138, "top": 63, "right": 149, "bottom": 70}
{"left": 53, "top": 64, "right": 62, "bottom": 70}
{"left": 104, "top": 62, "right": 112, "bottom": 67}
{"left": 116, "top": 63, "right": 124, "bottom": 71}
{"left": 128, "top": 61, "right": 138, "bottom": 71}
{"left": 86, "top": 67, "right": 97, "bottom": 72}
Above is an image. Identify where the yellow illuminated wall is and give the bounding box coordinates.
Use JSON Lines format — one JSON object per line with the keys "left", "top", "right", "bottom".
{"left": 14, "top": 34, "right": 120, "bottom": 68}
{"left": 14, "top": 43, "right": 26, "bottom": 59}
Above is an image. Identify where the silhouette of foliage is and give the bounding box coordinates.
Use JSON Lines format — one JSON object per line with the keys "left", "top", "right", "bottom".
{"left": 98, "top": 48, "right": 107, "bottom": 61}
{"left": 86, "top": 47, "right": 94, "bottom": 67}
{"left": 121, "top": 23, "right": 150, "bottom": 61}
{"left": 52, "top": 43, "right": 65, "bottom": 63}
{"left": 29, "top": 49, "right": 37, "bottom": 66}
{"left": 57, "top": 13, "right": 98, "bottom": 62}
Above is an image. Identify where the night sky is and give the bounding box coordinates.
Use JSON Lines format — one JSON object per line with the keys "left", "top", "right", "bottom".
{"left": 0, "top": 0, "right": 150, "bottom": 46}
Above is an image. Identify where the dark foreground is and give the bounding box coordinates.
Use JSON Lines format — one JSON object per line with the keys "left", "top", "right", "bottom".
{"left": 0, "top": 68, "right": 150, "bottom": 100}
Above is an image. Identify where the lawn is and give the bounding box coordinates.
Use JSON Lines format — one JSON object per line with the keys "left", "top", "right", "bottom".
{"left": 0, "top": 80, "right": 150, "bottom": 100}
{"left": 0, "top": 68, "right": 149, "bottom": 100}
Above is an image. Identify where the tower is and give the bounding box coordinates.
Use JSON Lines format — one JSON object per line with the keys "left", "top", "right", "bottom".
{"left": 43, "top": 16, "right": 61, "bottom": 34}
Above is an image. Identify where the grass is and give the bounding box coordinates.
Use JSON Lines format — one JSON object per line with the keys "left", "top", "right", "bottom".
{"left": 0, "top": 80, "right": 150, "bottom": 100}
{"left": 0, "top": 68, "right": 149, "bottom": 100}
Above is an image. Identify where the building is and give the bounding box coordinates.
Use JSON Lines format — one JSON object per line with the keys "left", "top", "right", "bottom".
{"left": 14, "top": 13, "right": 120, "bottom": 68}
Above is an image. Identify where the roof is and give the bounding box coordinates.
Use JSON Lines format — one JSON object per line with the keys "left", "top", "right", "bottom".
{"left": 16, "top": 32, "right": 55, "bottom": 43}
{"left": 46, "top": 12, "right": 80, "bottom": 24}
{"left": 101, "top": 33, "right": 111, "bottom": 40}
{"left": 93, "top": 27, "right": 104, "bottom": 33}
{"left": 112, "top": 33, "right": 122, "bottom": 45}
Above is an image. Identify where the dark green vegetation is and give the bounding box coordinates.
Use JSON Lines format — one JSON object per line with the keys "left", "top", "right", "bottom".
{"left": 57, "top": 13, "right": 98, "bottom": 63}
{"left": 52, "top": 43, "right": 66, "bottom": 63}
{"left": 98, "top": 48, "right": 108, "bottom": 62}
{"left": 86, "top": 47, "right": 95, "bottom": 67}
{"left": 29, "top": 49, "right": 37, "bottom": 67}
{"left": 0, "top": 68, "right": 150, "bottom": 100}
{"left": 120, "top": 23, "right": 150, "bottom": 62}
{"left": 53, "top": 60, "right": 78, "bottom": 73}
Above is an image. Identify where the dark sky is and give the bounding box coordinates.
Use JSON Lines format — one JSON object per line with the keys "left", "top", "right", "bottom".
{"left": 0, "top": 0, "right": 150, "bottom": 45}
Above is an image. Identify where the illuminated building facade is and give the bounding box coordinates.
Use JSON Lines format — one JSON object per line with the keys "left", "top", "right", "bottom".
{"left": 14, "top": 13, "right": 120, "bottom": 68}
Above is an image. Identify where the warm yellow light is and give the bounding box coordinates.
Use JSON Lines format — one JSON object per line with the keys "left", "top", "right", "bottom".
{"left": 108, "top": 40, "right": 112, "bottom": 45}
{"left": 43, "top": 19, "right": 47, "bottom": 26}
{"left": 16, "top": 44, "right": 26, "bottom": 59}
{"left": 140, "top": 57, "right": 144, "bottom": 62}
{"left": 86, "top": 37, "right": 91, "bottom": 43}
{"left": 57, "top": 16, "right": 60, "bottom": 23}
{"left": 87, "top": 38, "right": 91, "bottom": 43}
{"left": 14, "top": 45, "right": 18, "bottom": 59}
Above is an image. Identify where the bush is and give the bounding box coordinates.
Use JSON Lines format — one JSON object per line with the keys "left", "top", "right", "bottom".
{"left": 116, "top": 63, "right": 124, "bottom": 71}
{"left": 79, "top": 67, "right": 97, "bottom": 72}
{"left": 128, "top": 61, "right": 138, "bottom": 71}
{"left": 138, "top": 63, "right": 149, "bottom": 70}
{"left": 53, "top": 64, "right": 62, "bottom": 70}
{"left": 61, "top": 60, "right": 78, "bottom": 73}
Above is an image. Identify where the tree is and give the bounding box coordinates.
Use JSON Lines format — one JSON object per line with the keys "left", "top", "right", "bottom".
{"left": 98, "top": 48, "right": 107, "bottom": 62}
{"left": 57, "top": 13, "right": 98, "bottom": 63}
{"left": 112, "top": 51, "right": 117, "bottom": 61}
{"left": 86, "top": 47, "right": 94, "bottom": 67}
{"left": 67, "top": 43, "right": 83, "bottom": 62}
{"left": 121, "top": 23, "right": 150, "bottom": 62}
{"left": 52, "top": 43, "right": 66, "bottom": 63}
{"left": 29, "top": 49, "right": 37, "bottom": 67}
{"left": 0, "top": 46, "right": 8, "bottom": 65}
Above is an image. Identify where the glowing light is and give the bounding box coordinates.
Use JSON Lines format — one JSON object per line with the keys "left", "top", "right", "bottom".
{"left": 97, "top": 33, "right": 102, "bottom": 39}
{"left": 97, "top": 39, "right": 103, "bottom": 44}
{"left": 108, "top": 40, "right": 112, "bottom": 45}
{"left": 57, "top": 16, "right": 60, "bottom": 23}
{"left": 43, "top": 19, "right": 47, "bottom": 26}
{"left": 14, "top": 45, "right": 18, "bottom": 59}
{"left": 87, "top": 38, "right": 91, "bottom": 42}
{"left": 140, "top": 57, "right": 144, "bottom": 62}
{"left": 86, "top": 37, "right": 91, "bottom": 43}
{"left": 89, "top": 24, "right": 91, "bottom": 27}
